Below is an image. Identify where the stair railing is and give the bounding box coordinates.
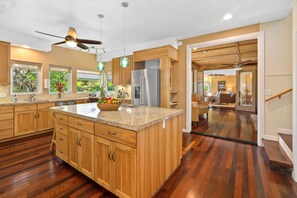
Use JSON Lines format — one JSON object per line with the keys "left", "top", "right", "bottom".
{"left": 265, "top": 88, "right": 293, "bottom": 102}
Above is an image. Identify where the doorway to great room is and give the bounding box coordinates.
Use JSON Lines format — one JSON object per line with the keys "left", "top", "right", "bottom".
{"left": 190, "top": 39, "right": 258, "bottom": 144}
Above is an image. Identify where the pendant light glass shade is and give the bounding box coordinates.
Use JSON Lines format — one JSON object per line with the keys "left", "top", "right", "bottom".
{"left": 121, "top": 2, "right": 129, "bottom": 68}
{"left": 97, "top": 61, "right": 105, "bottom": 70}
{"left": 120, "top": 57, "right": 129, "bottom": 68}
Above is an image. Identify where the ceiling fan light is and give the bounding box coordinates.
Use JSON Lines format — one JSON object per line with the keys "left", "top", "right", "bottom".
{"left": 120, "top": 57, "right": 129, "bottom": 68}
{"left": 97, "top": 61, "right": 105, "bottom": 71}
{"left": 66, "top": 40, "right": 77, "bottom": 47}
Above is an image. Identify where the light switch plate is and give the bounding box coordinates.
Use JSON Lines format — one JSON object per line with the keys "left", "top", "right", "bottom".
{"left": 265, "top": 90, "right": 272, "bottom": 96}
{"left": 0, "top": 93, "right": 6, "bottom": 98}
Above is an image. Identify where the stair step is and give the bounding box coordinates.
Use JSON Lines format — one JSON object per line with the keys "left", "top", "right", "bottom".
{"left": 262, "top": 139, "right": 293, "bottom": 169}
{"left": 278, "top": 133, "right": 292, "bottom": 151}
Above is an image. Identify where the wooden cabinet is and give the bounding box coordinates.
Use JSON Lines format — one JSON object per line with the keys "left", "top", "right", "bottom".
{"left": 112, "top": 56, "right": 134, "bottom": 85}
{"left": 14, "top": 105, "right": 37, "bottom": 136}
{"left": 112, "top": 58, "right": 121, "bottom": 85}
{"left": 56, "top": 130, "right": 68, "bottom": 162}
{"left": 14, "top": 103, "right": 55, "bottom": 136}
{"left": 0, "top": 106, "right": 14, "bottom": 139}
{"left": 94, "top": 136, "right": 136, "bottom": 198}
{"left": 76, "top": 99, "right": 89, "bottom": 104}
{"left": 37, "top": 103, "right": 55, "bottom": 131}
{"left": 68, "top": 127, "right": 94, "bottom": 179}
{"left": 0, "top": 41, "right": 11, "bottom": 85}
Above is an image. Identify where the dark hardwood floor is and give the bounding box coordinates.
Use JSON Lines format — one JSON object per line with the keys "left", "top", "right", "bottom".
{"left": 192, "top": 108, "right": 257, "bottom": 144}
{"left": 1, "top": 132, "right": 297, "bottom": 198}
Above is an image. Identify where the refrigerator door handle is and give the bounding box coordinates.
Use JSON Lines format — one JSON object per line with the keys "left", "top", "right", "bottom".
{"left": 140, "top": 76, "right": 143, "bottom": 105}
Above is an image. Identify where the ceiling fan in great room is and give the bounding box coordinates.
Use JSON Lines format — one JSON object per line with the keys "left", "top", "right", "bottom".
{"left": 36, "top": 27, "right": 102, "bottom": 50}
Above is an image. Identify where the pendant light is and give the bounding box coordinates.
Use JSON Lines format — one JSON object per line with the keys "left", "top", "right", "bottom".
{"left": 97, "top": 14, "right": 105, "bottom": 71}
{"left": 120, "top": 2, "right": 129, "bottom": 68}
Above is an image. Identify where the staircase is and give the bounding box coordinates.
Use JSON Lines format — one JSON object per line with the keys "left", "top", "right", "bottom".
{"left": 262, "top": 133, "right": 293, "bottom": 175}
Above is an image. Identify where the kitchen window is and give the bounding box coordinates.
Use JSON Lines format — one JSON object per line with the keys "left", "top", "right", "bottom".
{"left": 76, "top": 70, "right": 100, "bottom": 93}
{"left": 49, "top": 65, "right": 72, "bottom": 93}
{"left": 11, "top": 61, "right": 42, "bottom": 94}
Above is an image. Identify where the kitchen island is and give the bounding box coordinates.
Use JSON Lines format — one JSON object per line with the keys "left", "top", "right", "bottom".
{"left": 51, "top": 103, "right": 182, "bottom": 198}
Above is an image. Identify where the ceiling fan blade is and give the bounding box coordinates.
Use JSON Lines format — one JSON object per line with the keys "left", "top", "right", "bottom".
{"left": 53, "top": 41, "right": 66, "bottom": 45}
{"left": 77, "top": 39, "right": 102, "bottom": 45}
{"left": 35, "top": 31, "right": 64, "bottom": 39}
{"left": 77, "top": 42, "right": 89, "bottom": 50}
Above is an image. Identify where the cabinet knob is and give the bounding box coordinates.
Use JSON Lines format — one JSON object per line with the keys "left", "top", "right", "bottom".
{"left": 59, "top": 150, "right": 64, "bottom": 154}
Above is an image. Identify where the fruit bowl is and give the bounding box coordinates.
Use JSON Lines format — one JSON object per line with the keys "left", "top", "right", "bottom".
{"left": 97, "top": 103, "right": 121, "bottom": 111}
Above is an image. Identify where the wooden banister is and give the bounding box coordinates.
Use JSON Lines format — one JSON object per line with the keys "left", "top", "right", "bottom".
{"left": 265, "top": 88, "right": 293, "bottom": 102}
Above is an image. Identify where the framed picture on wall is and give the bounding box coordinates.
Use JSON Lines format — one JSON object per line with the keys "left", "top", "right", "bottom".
{"left": 218, "top": 81, "right": 226, "bottom": 91}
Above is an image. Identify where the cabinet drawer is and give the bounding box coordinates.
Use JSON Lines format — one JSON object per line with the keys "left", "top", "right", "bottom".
{"left": 38, "top": 102, "right": 55, "bottom": 110}
{"left": 0, "top": 113, "right": 13, "bottom": 121}
{"left": 15, "top": 104, "right": 37, "bottom": 112}
{"left": 56, "top": 131, "right": 68, "bottom": 147}
{"left": 0, "top": 128, "right": 13, "bottom": 139}
{"left": 56, "top": 132, "right": 68, "bottom": 162}
{"left": 55, "top": 113, "right": 68, "bottom": 125}
{"left": 55, "top": 123, "right": 67, "bottom": 135}
{"left": 56, "top": 145, "right": 68, "bottom": 162}
{"left": 95, "top": 123, "right": 136, "bottom": 147}
{"left": 0, "top": 119, "right": 13, "bottom": 130}
{"left": 69, "top": 117, "right": 94, "bottom": 134}
{"left": 0, "top": 105, "right": 13, "bottom": 113}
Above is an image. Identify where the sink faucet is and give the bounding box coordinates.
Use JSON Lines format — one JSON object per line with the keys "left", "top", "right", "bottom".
{"left": 28, "top": 93, "right": 36, "bottom": 102}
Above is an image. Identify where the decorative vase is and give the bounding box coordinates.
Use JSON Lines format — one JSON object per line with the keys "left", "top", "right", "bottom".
{"left": 58, "top": 92, "right": 61, "bottom": 99}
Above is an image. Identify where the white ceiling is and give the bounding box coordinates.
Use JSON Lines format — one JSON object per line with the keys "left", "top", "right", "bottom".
{"left": 0, "top": 0, "right": 292, "bottom": 53}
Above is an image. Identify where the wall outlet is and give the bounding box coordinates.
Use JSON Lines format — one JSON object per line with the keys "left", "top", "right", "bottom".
{"left": 0, "top": 93, "right": 6, "bottom": 98}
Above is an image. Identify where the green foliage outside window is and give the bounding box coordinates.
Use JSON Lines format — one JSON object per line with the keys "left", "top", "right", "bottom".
{"left": 50, "top": 71, "right": 69, "bottom": 93}
{"left": 77, "top": 80, "right": 101, "bottom": 93}
{"left": 12, "top": 68, "right": 38, "bottom": 93}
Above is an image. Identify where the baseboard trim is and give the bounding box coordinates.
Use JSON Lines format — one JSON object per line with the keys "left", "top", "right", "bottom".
{"left": 279, "top": 137, "right": 293, "bottom": 161}
{"left": 263, "top": 135, "right": 278, "bottom": 141}
{"left": 182, "top": 128, "right": 190, "bottom": 133}
{"left": 277, "top": 128, "right": 293, "bottom": 135}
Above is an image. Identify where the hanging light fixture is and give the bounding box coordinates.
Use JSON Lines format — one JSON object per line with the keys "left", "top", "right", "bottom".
{"left": 120, "top": 2, "right": 129, "bottom": 68}
{"left": 97, "top": 14, "right": 105, "bottom": 71}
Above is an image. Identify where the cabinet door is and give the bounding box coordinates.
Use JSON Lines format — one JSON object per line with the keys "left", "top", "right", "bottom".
{"left": 94, "top": 137, "right": 113, "bottom": 191}
{"left": 114, "top": 143, "right": 136, "bottom": 198}
{"left": 68, "top": 127, "right": 79, "bottom": 170}
{"left": 79, "top": 131, "right": 94, "bottom": 179}
{"left": 0, "top": 42, "right": 10, "bottom": 85}
{"left": 112, "top": 58, "right": 120, "bottom": 85}
{"left": 37, "top": 109, "right": 54, "bottom": 131}
{"left": 14, "top": 110, "right": 37, "bottom": 136}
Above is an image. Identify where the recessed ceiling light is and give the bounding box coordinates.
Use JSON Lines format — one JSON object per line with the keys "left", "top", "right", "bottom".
{"left": 23, "top": 45, "right": 30, "bottom": 49}
{"left": 193, "top": 48, "right": 197, "bottom": 50}
{"left": 223, "top": 13, "right": 233, "bottom": 21}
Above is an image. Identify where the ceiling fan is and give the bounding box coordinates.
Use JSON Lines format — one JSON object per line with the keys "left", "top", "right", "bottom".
{"left": 36, "top": 27, "right": 102, "bottom": 50}
{"left": 221, "top": 42, "right": 253, "bottom": 70}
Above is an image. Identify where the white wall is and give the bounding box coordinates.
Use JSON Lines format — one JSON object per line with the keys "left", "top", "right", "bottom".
{"left": 261, "top": 14, "right": 293, "bottom": 138}
{"left": 292, "top": 0, "right": 297, "bottom": 182}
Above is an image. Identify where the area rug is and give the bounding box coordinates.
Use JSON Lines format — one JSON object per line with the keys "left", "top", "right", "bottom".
{"left": 208, "top": 103, "right": 236, "bottom": 109}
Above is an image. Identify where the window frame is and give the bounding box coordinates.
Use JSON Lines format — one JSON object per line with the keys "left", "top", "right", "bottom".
{"left": 10, "top": 60, "right": 42, "bottom": 95}
{"left": 76, "top": 69, "right": 100, "bottom": 93}
{"left": 49, "top": 65, "right": 72, "bottom": 94}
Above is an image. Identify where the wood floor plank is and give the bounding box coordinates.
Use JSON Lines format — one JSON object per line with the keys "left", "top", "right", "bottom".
{"left": 0, "top": 132, "right": 297, "bottom": 198}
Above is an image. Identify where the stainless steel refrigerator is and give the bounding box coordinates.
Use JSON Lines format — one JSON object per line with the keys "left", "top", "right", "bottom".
{"left": 131, "top": 69, "right": 160, "bottom": 107}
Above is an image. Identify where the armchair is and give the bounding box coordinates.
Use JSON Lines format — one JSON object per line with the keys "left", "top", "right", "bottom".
{"left": 213, "top": 93, "right": 229, "bottom": 104}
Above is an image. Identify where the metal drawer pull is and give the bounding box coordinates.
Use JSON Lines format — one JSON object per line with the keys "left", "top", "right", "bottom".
{"left": 59, "top": 128, "right": 63, "bottom": 130}
{"left": 59, "top": 150, "right": 64, "bottom": 154}
{"left": 59, "top": 118, "right": 63, "bottom": 120}
{"left": 59, "top": 137, "right": 63, "bottom": 140}
{"left": 108, "top": 131, "right": 117, "bottom": 135}
{"left": 78, "top": 137, "right": 82, "bottom": 146}
{"left": 77, "top": 123, "right": 82, "bottom": 126}
{"left": 108, "top": 152, "right": 112, "bottom": 160}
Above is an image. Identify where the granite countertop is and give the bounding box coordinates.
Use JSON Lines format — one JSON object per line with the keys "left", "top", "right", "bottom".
{"left": 0, "top": 97, "right": 90, "bottom": 106}
{"left": 51, "top": 103, "right": 183, "bottom": 131}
